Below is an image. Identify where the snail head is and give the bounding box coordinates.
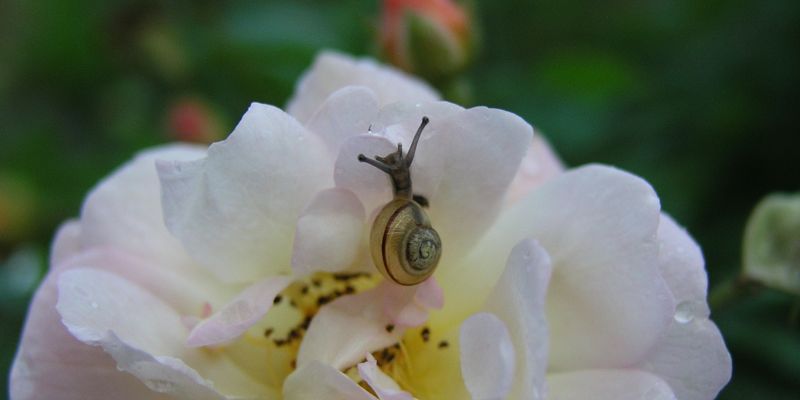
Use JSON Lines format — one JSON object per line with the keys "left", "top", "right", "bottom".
{"left": 358, "top": 116, "right": 429, "bottom": 199}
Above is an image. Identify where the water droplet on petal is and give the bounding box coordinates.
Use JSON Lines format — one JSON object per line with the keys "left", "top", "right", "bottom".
{"left": 90, "top": 302, "right": 99, "bottom": 309}
{"left": 674, "top": 300, "right": 699, "bottom": 324}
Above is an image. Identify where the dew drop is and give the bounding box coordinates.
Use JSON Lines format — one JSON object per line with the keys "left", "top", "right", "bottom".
{"left": 90, "top": 302, "right": 99, "bottom": 309}
{"left": 674, "top": 301, "right": 698, "bottom": 324}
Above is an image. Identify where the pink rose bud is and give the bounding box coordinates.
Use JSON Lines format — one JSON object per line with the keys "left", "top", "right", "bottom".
{"left": 167, "top": 98, "right": 224, "bottom": 144}
{"left": 380, "top": 0, "right": 477, "bottom": 82}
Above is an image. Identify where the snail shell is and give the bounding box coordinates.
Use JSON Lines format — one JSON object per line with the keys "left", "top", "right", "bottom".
{"left": 370, "top": 199, "right": 442, "bottom": 286}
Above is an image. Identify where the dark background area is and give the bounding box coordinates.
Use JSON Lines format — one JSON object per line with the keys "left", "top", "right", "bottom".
{"left": 1, "top": 0, "right": 798, "bottom": 398}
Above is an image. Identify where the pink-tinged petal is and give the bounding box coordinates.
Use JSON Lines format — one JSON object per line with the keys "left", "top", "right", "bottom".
{"left": 505, "top": 134, "right": 565, "bottom": 206}
{"left": 414, "top": 277, "right": 444, "bottom": 309}
{"left": 56, "top": 268, "right": 272, "bottom": 398}
{"left": 548, "top": 369, "right": 676, "bottom": 400}
{"left": 484, "top": 239, "right": 551, "bottom": 400}
{"left": 297, "top": 279, "right": 441, "bottom": 371}
{"left": 305, "top": 86, "right": 379, "bottom": 153}
{"left": 381, "top": 277, "right": 444, "bottom": 327}
{"left": 55, "top": 248, "right": 228, "bottom": 316}
{"left": 370, "top": 101, "right": 464, "bottom": 137}
{"left": 423, "top": 106, "right": 533, "bottom": 264}
{"left": 158, "top": 103, "right": 331, "bottom": 283}
{"left": 284, "top": 361, "right": 375, "bottom": 400}
{"left": 334, "top": 134, "right": 398, "bottom": 215}
{"left": 287, "top": 51, "right": 439, "bottom": 123}
{"left": 10, "top": 273, "right": 170, "bottom": 400}
{"left": 291, "top": 188, "right": 366, "bottom": 277}
{"left": 296, "top": 285, "right": 403, "bottom": 370}
{"left": 80, "top": 144, "right": 205, "bottom": 271}
{"left": 638, "top": 318, "right": 732, "bottom": 400}
{"left": 459, "top": 313, "right": 515, "bottom": 400}
{"left": 186, "top": 276, "right": 293, "bottom": 347}
{"left": 50, "top": 220, "right": 82, "bottom": 266}
{"left": 458, "top": 165, "right": 675, "bottom": 369}
{"left": 657, "top": 213, "right": 710, "bottom": 317}
{"left": 358, "top": 354, "right": 414, "bottom": 400}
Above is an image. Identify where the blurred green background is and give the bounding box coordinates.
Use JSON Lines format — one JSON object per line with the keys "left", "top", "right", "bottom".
{"left": 1, "top": 0, "right": 798, "bottom": 398}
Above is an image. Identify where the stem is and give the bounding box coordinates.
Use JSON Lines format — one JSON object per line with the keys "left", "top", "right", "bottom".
{"left": 709, "top": 275, "right": 760, "bottom": 312}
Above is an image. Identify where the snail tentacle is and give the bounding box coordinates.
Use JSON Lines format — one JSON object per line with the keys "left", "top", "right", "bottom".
{"left": 404, "top": 116, "right": 429, "bottom": 166}
{"left": 357, "top": 154, "right": 392, "bottom": 173}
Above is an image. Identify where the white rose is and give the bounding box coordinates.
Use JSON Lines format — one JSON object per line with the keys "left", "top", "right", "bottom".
{"left": 11, "top": 51, "right": 731, "bottom": 400}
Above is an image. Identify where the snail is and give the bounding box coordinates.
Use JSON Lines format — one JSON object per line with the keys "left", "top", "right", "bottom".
{"left": 358, "top": 116, "right": 441, "bottom": 286}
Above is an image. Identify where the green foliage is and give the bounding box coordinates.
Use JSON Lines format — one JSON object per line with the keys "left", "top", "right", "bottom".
{"left": 1, "top": 0, "right": 798, "bottom": 398}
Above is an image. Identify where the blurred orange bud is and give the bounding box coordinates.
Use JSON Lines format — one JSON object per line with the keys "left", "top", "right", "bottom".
{"left": 167, "top": 98, "right": 225, "bottom": 144}
{"left": 380, "top": 0, "right": 478, "bottom": 82}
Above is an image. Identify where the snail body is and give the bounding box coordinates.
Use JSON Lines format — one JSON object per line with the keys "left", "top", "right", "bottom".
{"left": 358, "top": 117, "right": 442, "bottom": 285}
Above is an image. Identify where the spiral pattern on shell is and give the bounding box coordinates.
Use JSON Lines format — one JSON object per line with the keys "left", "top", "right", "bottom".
{"left": 404, "top": 227, "right": 442, "bottom": 272}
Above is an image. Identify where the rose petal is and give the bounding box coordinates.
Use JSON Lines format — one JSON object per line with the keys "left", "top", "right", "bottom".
{"left": 10, "top": 273, "right": 170, "bottom": 400}
{"left": 657, "top": 213, "right": 710, "bottom": 317}
{"left": 291, "top": 188, "right": 366, "bottom": 277}
{"left": 57, "top": 268, "right": 272, "bottom": 398}
{"left": 484, "top": 239, "right": 551, "bottom": 400}
{"left": 547, "top": 369, "right": 676, "bottom": 400}
{"left": 287, "top": 51, "right": 439, "bottom": 123}
{"left": 358, "top": 354, "right": 414, "bottom": 400}
{"left": 297, "top": 278, "right": 441, "bottom": 370}
{"left": 420, "top": 106, "right": 533, "bottom": 263}
{"left": 158, "top": 103, "right": 331, "bottom": 282}
{"left": 505, "top": 133, "right": 564, "bottom": 205}
{"left": 305, "top": 86, "right": 379, "bottom": 154}
{"left": 186, "top": 276, "right": 293, "bottom": 347}
{"left": 450, "top": 165, "right": 675, "bottom": 369}
{"left": 81, "top": 144, "right": 205, "bottom": 271}
{"left": 413, "top": 277, "right": 444, "bottom": 309}
{"left": 459, "top": 313, "right": 515, "bottom": 400}
{"left": 284, "top": 361, "right": 375, "bottom": 400}
{"left": 381, "top": 277, "right": 444, "bottom": 327}
{"left": 54, "top": 248, "right": 229, "bottom": 317}
{"left": 334, "top": 134, "right": 398, "bottom": 216}
{"left": 638, "top": 318, "right": 732, "bottom": 400}
{"left": 296, "top": 284, "right": 403, "bottom": 370}
{"left": 369, "top": 100, "right": 464, "bottom": 136}
{"left": 50, "top": 220, "right": 82, "bottom": 266}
